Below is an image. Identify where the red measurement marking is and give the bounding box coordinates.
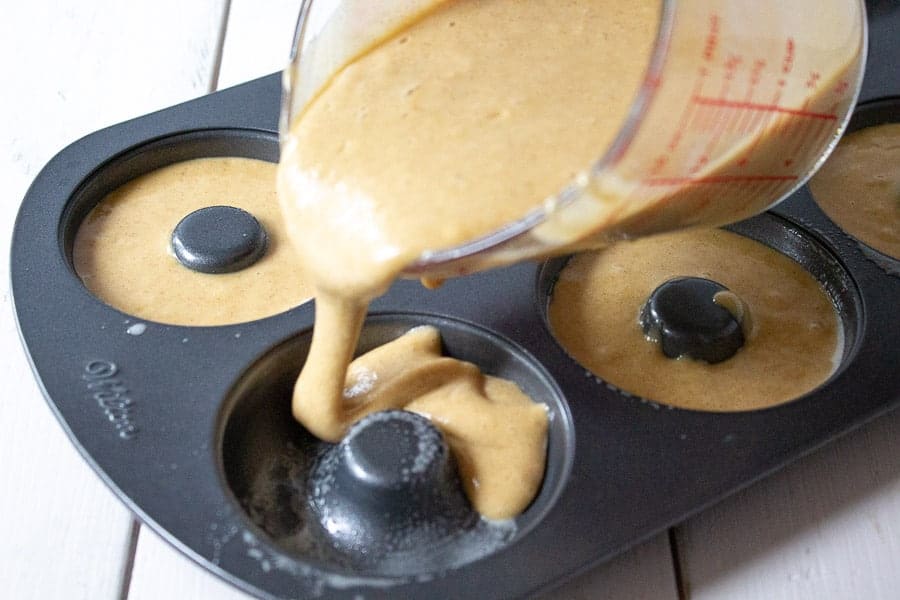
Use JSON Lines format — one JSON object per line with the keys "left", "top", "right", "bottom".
{"left": 665, "top": 122, "right": 686, "bottom": 152}
{"left": 770, "top": 89, "right": 784, "bottom": 111}
{"left": 723, "top": 54, "right": 743, "bottom": 83}
{"left": 702, "top": 55, "right": 743, "bottom": 150}
{"left": 644, "top": 174, "right": 798, "bottom": 187}
{"left": 705, "top": 56, "right": 755, "bottom": 152}
{"left": 833, "top": 80, "right": 850, "bottom": 95}
{"left": 703, "top": 13, "right": 721, "bottom": 61}
{"left": 689, "top": 155, "right": 710, "bottom": 175}
{"left": 650, "top": 155, "right": 669, "bottom": 175}
{"left": 650, "top": 62, "right": 712, "bottom": 176}
{"left": 782, "top": 38, "right": 795, "bottom": 74}
{"left": 737, "top": 97, "right": 765, "bottom": 133}
{"left": 744, "top": 59, "right": 766, "bottom": 102}
{"left": 737, "top": 64, "right": 769, "bottom": 134}
{"left": 699, "top": 92, "right": 735, "bottom": 161}
{"left": 737, "top": 88, "right": 786, "bottom": 163}
{"left": 692, "top": 96, "right": 837, "bottom": 120}
{"left": 805, "top": 71, "right": 821, "bottom": 89}
{"left": 665, "top": 129, "right": 684, "bottom": 153}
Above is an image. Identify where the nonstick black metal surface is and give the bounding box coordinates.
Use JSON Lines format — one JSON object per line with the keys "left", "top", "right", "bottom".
{"left": 11, "top": 4, "right": 899, "bottom": 598}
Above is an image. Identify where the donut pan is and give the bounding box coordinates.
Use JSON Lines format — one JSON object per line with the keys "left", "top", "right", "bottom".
{"left": 12, "top": 6, "right": 899, "bottom": 599}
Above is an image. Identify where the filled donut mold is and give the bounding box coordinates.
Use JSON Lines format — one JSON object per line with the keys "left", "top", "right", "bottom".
{"left": 64, "top": 128, "right": 313, "bottom": 326}
{"left": 806, "top": 96, "right": 900, "bottom": 275}
{"left": 538, "top": 213, "right": 863, "bottom": 413}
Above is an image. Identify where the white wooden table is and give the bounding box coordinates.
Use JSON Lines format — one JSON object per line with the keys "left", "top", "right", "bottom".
{"left": 2, "top": 2, "right": 898, "bottom": 598}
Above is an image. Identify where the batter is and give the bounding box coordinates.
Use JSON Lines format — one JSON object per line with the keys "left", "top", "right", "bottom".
{"left": 278, "top": 0, "right": 660, "bottom": 519}
{"left": 336, "top": 325, "right": 548, "bottom": 520}
{"left": 548, "top": 228, "right": 840, "bottom": 411}
{"left": 808, "top": 123, "right": 900, "bottom": 260}
{"left": 277, "top": 0, "right": 857, "bottom": 517}
{"left": 74, "top": 157, "right": 314, "bottom": 326}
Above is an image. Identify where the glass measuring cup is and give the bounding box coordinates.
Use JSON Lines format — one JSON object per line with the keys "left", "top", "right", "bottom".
{"left": 281, "top": 0, "right": 867, "bottom": 280}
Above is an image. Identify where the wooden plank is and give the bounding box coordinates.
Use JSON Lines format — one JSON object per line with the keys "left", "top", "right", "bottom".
{"left": 128, "top": 529, "right": 253, "bottom": 600}
{"left": 216, "top": 0, "right": 304, "bottom": 89}
{"left": 677, "top": 407, "right": 900, "bottom": 599}
{"left": 0, "top": 363, "right": 136, "bottom": 600}
{"left": 0, "top": 1, "right": 228, "bottom": 598}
